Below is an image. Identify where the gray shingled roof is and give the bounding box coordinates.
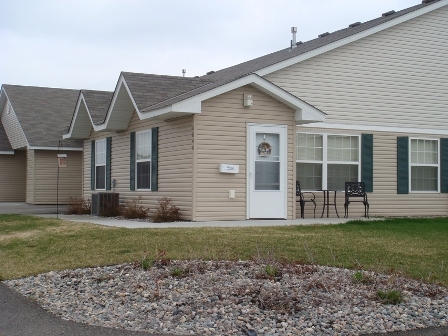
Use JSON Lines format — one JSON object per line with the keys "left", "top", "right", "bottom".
{"left": 139, "top": 0, "right": 442, "bottom": 112}
{"left": 3, "top": 85, "right": 82, "bottom": 148}
{"left": 121, "top": 72, "right": 211, "bottom": 111}
{"left": 0, "top": 122, "right": 13, "bottom": 151}
{"left": 81, "top": 89, "right": 114, "bottom": 124}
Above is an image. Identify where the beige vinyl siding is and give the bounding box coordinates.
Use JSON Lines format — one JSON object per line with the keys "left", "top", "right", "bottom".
{"left": 0, "top": 151, "right": 26, "bottom": 201}
{"left": 83, "top": 113, "right": 194, "bottom": 220}
{"left": 26, "top": 150, "right": 35, "bottom": 203}
{"left": 194, "top": 85, "right": 296, "bottom": 221}
{"left": 28, "top": 150, "right": 82, "bottom": 204}
{"left": 265, "top": 5, "right": 448, "bottom": 130}
{"left": 298, "top": 127, "right": 448, "bottom": 218}
{"left": 1, "top": 101, "right": 28, "bottom": 149}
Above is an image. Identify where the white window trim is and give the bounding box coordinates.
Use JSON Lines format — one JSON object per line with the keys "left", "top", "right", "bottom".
{"left": 95, "top": 139, "right": 106, "bottom": 191}
{"left": 296, "top": 132, "right": 361, "bottom": 191}
{"left": 409, "top": 137, "right": 440, "bottom": 193}
{"left": 135, "top": 129, "right": 152, "bottom": 191}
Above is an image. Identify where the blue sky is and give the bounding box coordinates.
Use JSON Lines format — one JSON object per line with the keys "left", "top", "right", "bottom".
{"left": 1, "top": 0, "right": 418, "bottom": 91}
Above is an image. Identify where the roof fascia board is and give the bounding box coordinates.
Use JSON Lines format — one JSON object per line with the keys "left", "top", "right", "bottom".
{"left": 100, "top": 76, "right": 139, "bottom": 131}
{"left": 64, "top": 93, "right": 95, "bottom": 139}
{"left": 256, "top": 0, "right": 448, "bottom": 76}
{"left": 0, "top": 151, "right": 14, "bottom": 155}
{"left": 28, "top": 146, "right": 83, "bottom": 151}
{"left": 300, "top": 121, "right": 448, "bottom": 136}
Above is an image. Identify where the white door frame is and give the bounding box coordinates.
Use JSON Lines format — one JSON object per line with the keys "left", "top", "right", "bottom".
{"left": 246, "top": 123, "right": 288, "bottom": 219}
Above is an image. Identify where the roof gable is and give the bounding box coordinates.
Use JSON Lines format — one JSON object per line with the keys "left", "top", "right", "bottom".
{"left": 2, "top": 85, "right": 82, "bottom": 148}
{"left": 122, "top": 72, "right": 211, "bottom": 111}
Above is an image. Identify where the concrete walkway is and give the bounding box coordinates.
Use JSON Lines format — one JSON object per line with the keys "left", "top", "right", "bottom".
{"left": 39, "top": 214, "right": 372, "bottom": 228}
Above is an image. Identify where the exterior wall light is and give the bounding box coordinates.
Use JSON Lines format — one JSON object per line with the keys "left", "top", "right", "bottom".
{"left": 244, "top": 94, "right": 253, "bottom": 107}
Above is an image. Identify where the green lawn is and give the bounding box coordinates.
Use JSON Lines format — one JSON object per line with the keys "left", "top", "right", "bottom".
{"left": 0, "top": 215, "right": 447, "bottom": 285}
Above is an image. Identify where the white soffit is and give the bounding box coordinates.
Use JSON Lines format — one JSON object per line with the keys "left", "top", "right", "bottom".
{"left": 256, "top": 0, "right": 448, "bottom": 76}
{"left": 140, "top": 74, "right": 325, "bottom": 124}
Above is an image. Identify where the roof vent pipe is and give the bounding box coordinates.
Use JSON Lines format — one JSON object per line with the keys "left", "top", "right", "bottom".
{"left": 291, "top": 27, "right": 297, "bottom": 49}
{"left": 182, "top": 69, "right": 186, "bottom": 77}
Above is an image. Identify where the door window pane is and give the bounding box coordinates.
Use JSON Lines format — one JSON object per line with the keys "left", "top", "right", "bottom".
{"left": 255, "top": 162, "right": 280, "bottom": 190}
{"left": 255, "top": 133, "right": 280, "bottom": 190}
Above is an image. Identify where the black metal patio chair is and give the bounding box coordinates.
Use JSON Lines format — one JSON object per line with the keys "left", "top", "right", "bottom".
{"left": 344, "top": 182, "right": 369, "bottom": 218}
{"left": 296, "top": 181, "right": 316, "bottom": 219}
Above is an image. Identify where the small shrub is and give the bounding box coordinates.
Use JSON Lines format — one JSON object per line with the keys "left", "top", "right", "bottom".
{"left": 170, "top": 267, "right": 184, "bottom": 277}
{"left": 170, "top": 267, "right": 185, "bottom": 278}
{"left": 377, "top": 289, "right": 404, "bottom": 304}
{"left": 141, "top": 258, "right": 153, "bottom": 271}
{"left": 256, "top": 287, "right": 301, "bottom": 313}
{"left": 152, "top": 197, "right": 180, "bottom": 223}
{"left": 265, "top": 264, "right": 280, "bottom": 278}
{"left": 66, "top": 197, "right": 91, "bottom": 215}
{"left": 352, "top": 271, "right": 374, "bottom": 284}
{"left": 122, "top": 197, "right": 150, "bottom": 219}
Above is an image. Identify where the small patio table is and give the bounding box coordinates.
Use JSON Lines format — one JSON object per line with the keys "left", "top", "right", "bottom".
{"left": 317, "top": 189, "right": 340, "bottom": 218}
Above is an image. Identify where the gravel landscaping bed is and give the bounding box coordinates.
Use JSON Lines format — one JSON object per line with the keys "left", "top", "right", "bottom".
{"left": 5, "top": 260, "right": 448, "bottom": 335}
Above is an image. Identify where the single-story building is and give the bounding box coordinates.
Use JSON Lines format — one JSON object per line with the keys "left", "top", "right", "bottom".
{"left": 0, "top": 85, "right": 83, "bottom": 204}
{"left": 64, "top": 0, "right": 448, "bottom": 220}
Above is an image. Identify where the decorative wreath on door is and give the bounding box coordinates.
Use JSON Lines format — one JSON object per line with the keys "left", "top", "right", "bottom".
{"left": 258, "top": 142, "right": 272, "bottom": 157}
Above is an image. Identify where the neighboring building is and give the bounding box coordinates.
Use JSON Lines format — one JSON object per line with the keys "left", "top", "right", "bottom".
{"left": 65, "top": 0, "right": 448, "bottom": 220}
{"left": 0, "top": 85, "right": 83, "bottom": 204}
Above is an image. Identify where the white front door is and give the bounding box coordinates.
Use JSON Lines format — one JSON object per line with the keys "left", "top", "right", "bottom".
{"left": 248, "top": 124, "right": 287, "bottom": 219}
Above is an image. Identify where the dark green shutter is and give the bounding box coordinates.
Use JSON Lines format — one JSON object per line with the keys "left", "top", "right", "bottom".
{"left": 151, "top": 127, "right": 159, "bottom": 191}
{"left": 361, "top": 134, "right": 373, "bottom": 192}
{"left": 397, "top": 137, "right": 409, "bottom": 194}
{"left": 91, "top": 140, "right": 95, "bottom": 190}
{"left": 130, "top": 132, "right": 135, "bottom": 191}
{"left": 106, "top": 137, "right": 112, "bottom": 190}
{"left": 441, "top": 138, "right": 448, "bottom": 193}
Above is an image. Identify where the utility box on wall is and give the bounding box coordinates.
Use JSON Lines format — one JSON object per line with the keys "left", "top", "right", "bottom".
{"left": 91, "top": 193, "right": 119, "bottom": 216}
{"left": 219, "top": 164, "right": 239, "bottom": 174}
